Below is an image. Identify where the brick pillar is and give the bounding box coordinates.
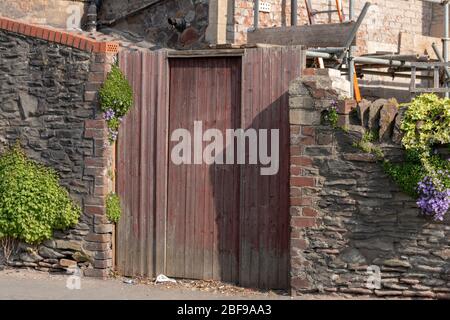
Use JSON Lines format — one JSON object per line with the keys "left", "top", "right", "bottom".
{"left": 289, "top": 68, "right": 352, "bottom": 294}
{"left": 83, "top": 52, "right": 116, "bottom": 278}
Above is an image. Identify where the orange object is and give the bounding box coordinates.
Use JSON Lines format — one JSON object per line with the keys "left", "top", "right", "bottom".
{"left": 335, "top": 0, "right": 344, "bottom": 22}
{"left": 334, "top": 1, "right": 362, "bottom": 102}
{"left": 353, "top": 74, "right": 362, "bottom": 102}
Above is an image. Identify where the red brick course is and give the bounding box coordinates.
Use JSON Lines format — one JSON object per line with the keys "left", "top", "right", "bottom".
{"left": 0, "top": 16, "right": 119, "bottom": 54}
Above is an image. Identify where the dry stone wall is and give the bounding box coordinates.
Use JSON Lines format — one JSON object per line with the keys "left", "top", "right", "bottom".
{"left": 289, "top": 68, "right": 450, "bottom": 299}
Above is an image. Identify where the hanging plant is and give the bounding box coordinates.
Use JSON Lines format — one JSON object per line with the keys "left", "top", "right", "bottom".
{"left": 99, "top": 64, "right": 134, "bottom": 143}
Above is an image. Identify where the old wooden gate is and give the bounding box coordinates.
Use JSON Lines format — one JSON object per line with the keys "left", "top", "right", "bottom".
{"left": 116, "top": 47, "right": 304, "bottom": 289}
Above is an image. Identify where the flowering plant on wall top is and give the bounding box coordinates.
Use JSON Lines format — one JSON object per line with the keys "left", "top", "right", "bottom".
{"left": 400, "top": 94, "right": 450, "bottom": 221}
{"left": 99, "top": 64, "right": 134, "bottom": 143}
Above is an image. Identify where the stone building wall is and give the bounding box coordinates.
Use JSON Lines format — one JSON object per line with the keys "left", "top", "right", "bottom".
{"left": 0, "top": 17, "right": 118, "bottom": 278}
{"left": 98, "top": 0, "right": 210, "bottom": 49}
{"left": 0, "top": 0, "right": 88, "bottom": 29}
{"left": 289, "top": 68, "right": 450, "bottom": 299}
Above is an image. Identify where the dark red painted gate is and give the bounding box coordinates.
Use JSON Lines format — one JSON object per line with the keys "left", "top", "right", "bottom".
{"left": 117, "top": 47, "right": 304, "bottom": 289}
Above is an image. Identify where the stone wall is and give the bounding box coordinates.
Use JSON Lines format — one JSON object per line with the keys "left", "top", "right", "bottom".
{"left": 0, "top": 0, "right": 88, "bottom": 29}
{"left": 0, "top": 17, "right": 118, "bottom": 278}
{"left": 98, "top": 0, "right": 209, "bottom": 49}
{"left": 289, "top": 68, "right": 450, "bottom": 299}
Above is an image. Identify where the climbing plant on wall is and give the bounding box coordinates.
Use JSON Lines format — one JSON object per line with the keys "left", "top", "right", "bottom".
{"left": 99, "top": 64, "right": 134, "bottom": 143}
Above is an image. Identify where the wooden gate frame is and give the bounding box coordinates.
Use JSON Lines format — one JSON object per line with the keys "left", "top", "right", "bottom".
{"left": 116, "top": 46, "right": 306, "bottom": 289}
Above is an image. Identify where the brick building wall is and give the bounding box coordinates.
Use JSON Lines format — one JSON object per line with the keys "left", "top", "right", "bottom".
{"left": 232, "top": 0, "right": 434, "bottom": 53}
{"left": 0, "top": 17, "right": 118, "bottom": 278}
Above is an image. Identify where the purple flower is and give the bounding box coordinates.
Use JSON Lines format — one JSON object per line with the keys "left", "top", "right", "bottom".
{"left": 104, "top": 109, "right": 115, "bottom": 121}
{"left": 417, "top": 177, "right": 450, "bottom": 221}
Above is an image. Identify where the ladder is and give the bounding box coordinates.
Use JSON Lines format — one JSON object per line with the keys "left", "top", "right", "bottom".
{"left": 305, "top": 0, "right": 344, "bottom": 24}
{"left": 304, "top": 0, "right": 362, "bottom": 102}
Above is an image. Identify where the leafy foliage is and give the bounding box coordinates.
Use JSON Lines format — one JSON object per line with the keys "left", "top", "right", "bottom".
{"left": 401, "top": 94, "right": 450, "bottom": 152}
{"left": 0, "top": 145, "right": 80, "bottom": 244}
{"left": 322, "top": 101, "right": 339, "bottom": 128}
{"left": 99, "top": 65, "right": 134, "bottom": 143}
{"left": 383, "top": 156, "right": 424, "bottom": 198}
{"left": 106, "top": 193, "right": 121, "bottom": 223}
{"left": 352, "top": 130, "right": 384, "bottom": 160}
{"left": 386, "top": 94, "right": 450, "bottom": 220}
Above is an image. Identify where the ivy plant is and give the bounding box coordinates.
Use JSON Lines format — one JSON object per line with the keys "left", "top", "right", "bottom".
{"left": 0, "top": 144, "right": 80, "bottom": 244}
{"left": 106, "top": 192, "right": 122, "bottom": 223}
{"left": 99, "top": 64, "right": 134, "bottom": 143}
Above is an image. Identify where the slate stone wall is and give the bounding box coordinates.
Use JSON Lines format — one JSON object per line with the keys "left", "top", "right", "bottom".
{"left": 289, "top": 68, "right": 450, "bottom": 299}
{"left": 0, "top": 28, "right": 115, "bottom": 278}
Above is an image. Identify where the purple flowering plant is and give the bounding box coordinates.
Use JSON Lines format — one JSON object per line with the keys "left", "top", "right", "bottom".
{"left": 417, "top": 176, "right": 450, "bottom": 221}
{"left": 99, "top": 64, "right": 133, "bottom": 143}
{"left": 394, "top": 94, "right": 450, "bottom": 221}
{"left": 323, "top": 100, "right": 339, "bottom": 128}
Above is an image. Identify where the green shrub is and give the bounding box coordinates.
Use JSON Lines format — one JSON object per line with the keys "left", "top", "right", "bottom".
{"left": 383, "top": 160, "right": 424, "bottom": 198}
{"left": 106, "top": 193, "right": 121, "bottom": 223}
{"left": 99, "top": 64, "right": 134, "bottom": 143}
{"left": 0, "top": 145, "right": 80, "bottom": 244}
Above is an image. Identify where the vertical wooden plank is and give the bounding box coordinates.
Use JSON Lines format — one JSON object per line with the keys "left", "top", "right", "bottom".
{"left": 239, "top": 49, "right": 253, "bottom": 287}
{"left": 124, "top": 51, "right": 135, "bottom": 277}
{"left": 193, "top": 58, "right": 207, "bottom": 280}
{"left": 220, "top": 57, "right": 231, "bottom": 282}
{"left": 142, "top": 52, "right": 154, "bottom": 277}
{"left": 231, "top": 58, "right": 242, "bottom": 284}
{"left": 203, "top": 57, "right": 215, "bottom": 280}
{"left": 250, "top": 48, "right": 262, "bottom": 288}
{"left": 269, "top": 47, "right": 282, "bottom": 289}
{"left": 184, "top": 57, "right": 196, "bottom": 279}
{"left": 166, "top": 58, "right": 181, "bottom": 277}
{"left": 155, "top": 51, "right": 169, "bottom": 275}
{"left": 132, "top": 51, "right": 142, "bottom": 276}
{"left": 116, "top": 50, "right": 127, "bottom": 275}
{"left": 257, "top": 48, "right": 269, "bottom": 289}
{"left": 137, "top": 52, "right": 147, "bottom": 277}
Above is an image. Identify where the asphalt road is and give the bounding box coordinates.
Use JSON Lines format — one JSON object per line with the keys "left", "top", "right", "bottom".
{"left": 0, "top": 268, "right": 292, "bottom": 300}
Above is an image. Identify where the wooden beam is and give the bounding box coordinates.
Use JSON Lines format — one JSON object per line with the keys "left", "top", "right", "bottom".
{"left": 247, "top": 22, "right": 357, "bottom": 48}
